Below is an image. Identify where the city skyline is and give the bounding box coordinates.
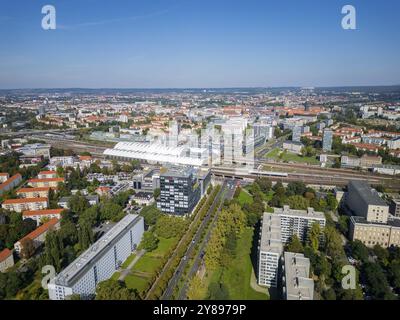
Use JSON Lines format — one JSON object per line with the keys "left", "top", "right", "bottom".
{"left": 1, "top": 0, "right": 400, "bottom": 89}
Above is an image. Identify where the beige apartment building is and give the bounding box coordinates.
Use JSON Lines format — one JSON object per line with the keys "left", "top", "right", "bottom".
{"left": 350, "top": 216, "right": 400, "bottom": 248}
{"left": 22, "top": 208, "right": 64, "bottom": 226}
{"left": 14, "top": 218, "right": 60, "bottom": 255}
{"left": 2, "top": 197, "right": 48, "bottom": 213}
{"left": 28, "top": 177, "right": 64, "bottom": 188}
{"left": 17, "top": 187, "right": 51, "bottom": 198}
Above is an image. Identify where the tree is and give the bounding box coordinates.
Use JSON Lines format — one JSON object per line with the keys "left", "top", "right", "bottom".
{"left": 153, "top": 188, "right": 160, "bottom": 200}
{"left": 363, "top": 262, "right": 395, "bottom": 299}
{"left": 141, "top": 231, "right": 159, "bottom": 252}
{"left": 44, "top": 230, "right": 64, "bottom": 272}
{"left": 337, "top": 215, "right": 349, "bottom": 236}
{"left": 388, "top": 260, "right": 400, "bottom": 291}
{"left": 286, "top": 181, "right": 307, "bottom": 197}
{"left": 79, "top": 205, "right": 100, "bottom": 227}
{"left": 349, "top": 240, "right": 369, "bottom": 263}
{"left": 99, "top": 201, "right": 123, "bottom": 221}
{"left": 272, "top": 181, "right": 285, "bottom": 197}
{"left": 324, "top": 226, "right": 344, "bottom": 259}
{"left": 308, "top": 222, "right": 321, "bottom": 252}
{"left": 373, "top": 245, "right": 389, "bottom": 267}
{"left": 286, "top": 234, "right": 304, "bottom": 253}
{"left": 68, "top": 193, "right": 89, "bottom": 215}
{"left": 323, "top": 288, "right": 336, "bottom": 300}
{"left": 187, "top": 275, "right": 206, "bottom": 300}
{"left": 155, "top": 215, "right": 189, "bottom": 239}
{"left": 313, "top": 253, "right": 331, "bottom": 278}
{"left": 326, "top": 193, "right": 338, "bottom": 211}
{"left": 78, "top": 221, "right": 94, "bottom": 251}
{"left": 20, "top": 237, "right": 35, "bottom": 259}
{"left": 254, "top": 177, "right": 272, "bottom": 194}
{"left": 95, "top": 280, "right": 139, "bottom": 300}
{"left": 285, "top": 195, "right": 310, "bottom": 210}
{"left": 140, "top": 205, "right": 161, "bottom": 226}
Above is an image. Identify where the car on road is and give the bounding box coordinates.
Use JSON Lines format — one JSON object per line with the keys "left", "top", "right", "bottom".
{"left": 183, "top": 255, "right": 187, "bottom": 261}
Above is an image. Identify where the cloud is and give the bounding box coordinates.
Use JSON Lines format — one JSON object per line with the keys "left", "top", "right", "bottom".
{"left": 57, "top": 9, "right": 170, "bottom": 30}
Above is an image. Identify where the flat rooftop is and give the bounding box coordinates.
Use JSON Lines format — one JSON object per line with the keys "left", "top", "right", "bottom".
{"left": 273, "top": 206, "right": 325, "bottom": 220}
{"left": 53, "top": 214, "right": 142, "bottom": 287}
{"left": 349, "top": 180, "right": 388, "bottom": 207}
{"left": 259, "top": 212, "right": 283, "bottom": 254}
{"left": 284, "top": 252, "right": 314, "bottom": 300}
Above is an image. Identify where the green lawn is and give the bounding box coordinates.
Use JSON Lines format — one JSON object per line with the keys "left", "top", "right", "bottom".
{"left": 237, "top": 190, "right": 253, "bottom": 206}
{"left": 147, "top": 237, "right": 177, "bottom": 258}
{"left": 111, "top": 272, "right": 121, "bottom": 281}
{"left": 122, "top": 236, "right": 177, "bottom": 292}
{"left": 125, "top": 274, "right": 151, "bottom": 293}
{"left": 133, "top": 256, "right": 162, "bottom": 274}
{"left": 121, "top": 254, "right": 136, "bottom": 269}
{"left": 206, "top": 228, "right": 269, "bottom": 300}
{"left": 265, "top": 148, "right": 319, "bottom": 165}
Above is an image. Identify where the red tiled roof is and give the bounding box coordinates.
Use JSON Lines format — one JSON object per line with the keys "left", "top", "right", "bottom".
{"left": 28, "top": 177, "right": 64, "bottom": 183}
{"left": 17, "top": 187, "right": 51, "bottom": 194}
{"left": 79, "top": 155, "right": 92, "bottom": 161}
{"left": 0, "top": 248, "right": 12, "bottom": 262}
{"left": 38, "top": 170, "right": 57, "bottom": 175}
{"left": 0, "top": 174, "right": 22, "bottom": 190}
{"left": 19, "top": 218, "right": 59, "bottom": 243}
{"left": 23, "top": 208, "right": 64, "bottom": 217}
{"left": 0, "top": 173, "right": 9, "bottom": 176}
{"left": 3, "top": 197, "right": 48, "bottom": 205}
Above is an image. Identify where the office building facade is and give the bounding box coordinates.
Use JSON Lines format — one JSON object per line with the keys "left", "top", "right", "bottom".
{"left": 157, "top": 167, "right": 203, "bottom": 216}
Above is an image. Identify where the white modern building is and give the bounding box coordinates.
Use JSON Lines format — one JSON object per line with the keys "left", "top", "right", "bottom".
{"left": 258, "top": 213, "right": 283, "bottom": 287}
{"left": 274, "top": 206, "right": 326, "bottom": 243}
{"left": 103, "top": 142, "right": 207, "bottom": 167}
{"left": 48, "top": 214, "right": 144, "bottom": 300}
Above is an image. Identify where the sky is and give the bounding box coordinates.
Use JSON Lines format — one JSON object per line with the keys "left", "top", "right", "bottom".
{"left": 0, "top": 0, "right": 399, "bottom": 89}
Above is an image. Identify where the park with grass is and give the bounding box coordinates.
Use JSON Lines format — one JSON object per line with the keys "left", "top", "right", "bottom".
{"left": 203, "top": 227, "right": 269, "bottom": 300}
{"left": 122, "top": 236, "right": 178, "bottom": 296}
{"left": 265, "top": 147, "right": 319, "bottom": 165}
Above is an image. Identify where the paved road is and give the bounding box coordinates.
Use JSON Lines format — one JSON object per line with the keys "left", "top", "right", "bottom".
{"left": 176, "top": 180, "right": 238, "bottom": 300}
{"left": 161, "top": 180, "right": 234, "bottom": 300}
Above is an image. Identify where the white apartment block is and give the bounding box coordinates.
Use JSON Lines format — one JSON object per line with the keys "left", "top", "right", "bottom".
{"left": 48, "top": 214, "right": 144, "bottom": 300}
{"left": 22, "top": 208, "right": 64, "bottom": 226}
{"left": 257, "top": 207, "right": 325, "bottom": 288}
{"left": 275, "top": 206, "right": 326, "bottom": 243}
{"left": 258, "top": 213, "right": 283, "bottom": 287}
{"left": 258, "top": 206, "right": 326, "bottom": 287}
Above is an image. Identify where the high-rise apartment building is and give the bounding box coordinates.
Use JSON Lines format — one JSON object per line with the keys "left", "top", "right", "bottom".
{"left": 48, "top": 214, "right": 144, "bottom": 300}
{"left": 257, "top": 206, "right": 325, "bottom": 288}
